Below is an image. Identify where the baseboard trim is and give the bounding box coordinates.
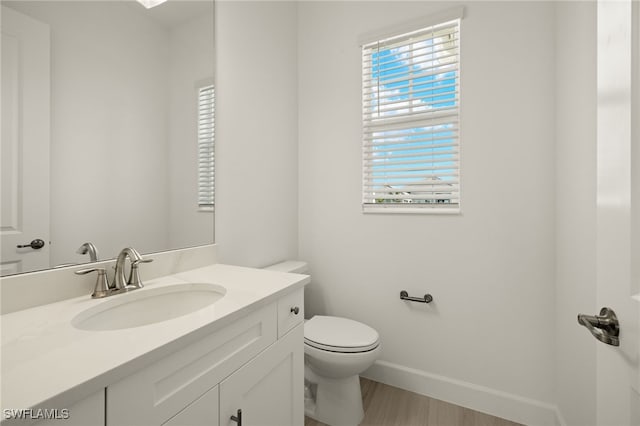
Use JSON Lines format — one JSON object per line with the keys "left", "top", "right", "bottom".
{"left": 362, "top": 360, "right": 559, "bottom": 426}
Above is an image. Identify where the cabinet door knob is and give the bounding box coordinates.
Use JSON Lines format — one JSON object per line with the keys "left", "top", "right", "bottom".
{"left": 290, "top": 306, "right": 300, "bottom": 315}
{"left": 230, "top": 408, "right": 242, "bottom": 425}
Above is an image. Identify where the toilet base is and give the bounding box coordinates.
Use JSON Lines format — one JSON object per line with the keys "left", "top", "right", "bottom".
{"left": 304, "top": 365, "right": 364, "bottom": 426}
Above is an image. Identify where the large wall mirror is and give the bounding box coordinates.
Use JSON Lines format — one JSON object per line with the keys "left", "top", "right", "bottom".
{"left": 1, "top": 0, "right": 215, "bottom": 276}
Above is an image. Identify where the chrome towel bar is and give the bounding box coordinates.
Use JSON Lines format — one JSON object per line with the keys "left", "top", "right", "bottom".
{"left": 400, "top": 290, "right": 433, "bottom": 304}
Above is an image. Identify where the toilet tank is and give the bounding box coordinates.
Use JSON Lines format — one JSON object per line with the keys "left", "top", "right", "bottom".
{"left": 263, "top": 260, "right": 309, "bottom": 274}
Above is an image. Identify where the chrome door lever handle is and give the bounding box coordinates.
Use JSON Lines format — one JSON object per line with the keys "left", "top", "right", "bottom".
{"left": 577, "top": 307, "right": 620, "bottom": 346}
{"left": 16, "top": 239, "right": 45, "bottom": 250}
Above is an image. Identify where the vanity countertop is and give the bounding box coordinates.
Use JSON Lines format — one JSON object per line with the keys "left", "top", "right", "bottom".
{"left": 0, "top": 263, "right": 309, "bottom": 417}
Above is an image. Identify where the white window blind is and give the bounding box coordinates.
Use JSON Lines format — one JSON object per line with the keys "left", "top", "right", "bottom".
{"left": 198, "top": 84, "right": 214, "bottom": 209}
{"left": 362, "top": 18, "right": 460, "bottom": 212}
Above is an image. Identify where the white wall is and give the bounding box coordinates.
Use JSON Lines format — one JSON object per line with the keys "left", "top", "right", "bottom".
{"left": 168, "top": 12, "right": 215, "bottom": 249}
{"left": 633, "top": 2, "right": 640, "bottom": 419}
{"left": 554, "top": 3, "right": 597, "bottom": 425}
{"left": 298, "top": 2, "right": 557, "bottom": 423}
{"left": 6, "top": 2, "right": 171, "bottom": 266}
{"left": 214, "top": 1, "right": 299, "bottom": 267}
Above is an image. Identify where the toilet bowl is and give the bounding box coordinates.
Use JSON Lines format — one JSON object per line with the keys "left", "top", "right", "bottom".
{"left": 264, "top": 261, "right": 381, "bottom": 426}
{"left": 304, "top": 315, "right": 381, "bottom": 426}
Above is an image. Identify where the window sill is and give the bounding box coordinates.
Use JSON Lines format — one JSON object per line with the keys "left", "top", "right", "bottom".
{"left": 362, "top": 205, "right": 461, "bottom": 215}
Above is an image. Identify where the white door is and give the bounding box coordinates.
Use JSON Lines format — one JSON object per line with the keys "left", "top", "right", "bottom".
{"left": 593, "top": 0, "right": 640, "bottom": 424}
{"left": 1, "top": 6, "right": 50, "bottom": 276}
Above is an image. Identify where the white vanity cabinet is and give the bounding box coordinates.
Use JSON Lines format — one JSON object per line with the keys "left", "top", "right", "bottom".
{"left": 32, "top": 391, "right": 104, "bottom": 426}
{"left": 163, "top": 386, "right": 219, "bottom": 426}
{"left": 106, "top": 289, "right": 304, "bottom": 426}
{"left": 219, "top": 324, "right": 303, "bottom": 426}
{"left": 162, "top": 324, "right": 303, "bottom": 426}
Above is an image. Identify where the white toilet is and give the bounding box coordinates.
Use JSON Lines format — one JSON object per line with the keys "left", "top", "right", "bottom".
{"left": 264, "top": 261, "right": 381, "bottom": 426}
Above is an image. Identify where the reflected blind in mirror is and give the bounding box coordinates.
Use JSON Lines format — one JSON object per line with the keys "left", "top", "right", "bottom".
{"left": 198, "top": 84, "right": 214, "bottom": 209}
{"left": 362, "top": 18, "right": 460, "bottom": 213}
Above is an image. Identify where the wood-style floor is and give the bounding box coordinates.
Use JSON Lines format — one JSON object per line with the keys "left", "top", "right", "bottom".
{"left": 304, "top": 378, "right": 522, "bottom": 426}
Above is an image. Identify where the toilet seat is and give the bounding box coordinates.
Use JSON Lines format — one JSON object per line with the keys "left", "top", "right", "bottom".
{"left": 304, "top": 339, "right": 379, "bottom": 353}
{"left": 304, "top": 316, "right": 379, "bottom": 353}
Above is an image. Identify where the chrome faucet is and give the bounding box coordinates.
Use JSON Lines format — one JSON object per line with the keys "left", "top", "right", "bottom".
{"left": 112, "top": 247, "right": 142, "bottom": 291}
{"left": 76, "top": 242, "right": 99, "bottom": 262}
{"left": 75, "top": 247, "right": 153, "bottom": 298}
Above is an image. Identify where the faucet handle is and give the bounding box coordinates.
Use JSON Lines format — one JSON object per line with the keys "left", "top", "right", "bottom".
{"left": 75, "top": 267, "right": 110, "bottom": 299}
{"left": 128, "top": 258, "right": 153, "bottom": 289}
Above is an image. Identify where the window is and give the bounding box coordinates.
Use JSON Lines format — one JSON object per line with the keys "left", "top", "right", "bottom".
{"left": 361, "top": 12, "right": 461, "bottom": 213}
{"left": 197, "top": 84, "right": 214, "bottom": 210}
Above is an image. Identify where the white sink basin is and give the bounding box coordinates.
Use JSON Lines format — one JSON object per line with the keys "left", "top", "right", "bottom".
{"left": 72, "top": 283, "right": 226, "bottom": 331}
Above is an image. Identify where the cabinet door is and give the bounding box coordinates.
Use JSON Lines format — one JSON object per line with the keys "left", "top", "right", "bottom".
{"left": 107, "top": 304, "right": 276, "bottom": 426}
{"left": 219, "top": 323, "right": 303, "bottom": 426}
{"left": 277, "top": 288, "right": 304, "bottom": 338}
{"left": 163, "top": 386, "right": 218, "bottom": 426}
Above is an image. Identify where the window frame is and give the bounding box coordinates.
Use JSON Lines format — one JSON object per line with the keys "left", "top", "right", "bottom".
{"left": 360, "top": 8, "right": 464, "bottom": 215}
{"left": 197, "top": 81, "right": 215, "bottom": 213}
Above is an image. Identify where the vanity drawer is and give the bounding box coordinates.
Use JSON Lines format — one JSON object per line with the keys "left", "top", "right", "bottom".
{"left": 107, "top": 303, "right": 277, "bottom": 426}
{"left": 277, "top": 288, "right": 304, "bottom": 338}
